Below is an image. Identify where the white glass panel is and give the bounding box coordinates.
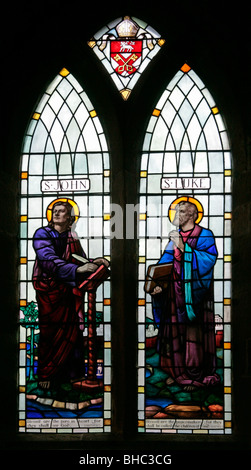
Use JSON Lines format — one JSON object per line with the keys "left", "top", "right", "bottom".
{"left": 35, "top": 93, "right": 50, "bottom": 114}
{"left": 57, "top": 103, "right": 73, "bottom": 130}
{"left": 150, "top": 117, "right": 168, "bottom": 150}
{"left": 208, "top": 152, "right": 224, "bottom": 172}
{"left": 30, "top": 121, "right": 48, "bottom": 153}
{"left": 215, "top": 113, "right": 226, "bottom": 132}
{"left": 28, "top": 155, "right": 43, "bottom": 175}
{"left": 196, "top": 133, "right": 207, "bottom": 150}
{"left": 188, "top": 69, "right": 205, "bottom": 89}
{"left": 48, "top": 90, "right": 64, "bottom": 113}
{"left": 178, "top": 99, "right": 194, "bottom": 127}
{"left": 194, "top": 152, "right": 208, "bottom": 173}
{"left": 204, "top": 115, "right": 223, "bottom": 150}
{"left": 28, "top": 198, "right": 42, "bottom": 217}
{"left": 74, "top": 102, "right": 89, "bottom": 129}
{"left": 224, "top": 152, "right": 232, "bottom": 169}
{"left": 178, "top": 151, "right": 193, "bottom": 173}
{"left": 166, "top": 71, "right": 183, "bottom": 91}
{"left": 93, "top": 116, "right": 103, "bottom": 135}
{"left": 187, "top": 85, "right": 202, "bottom": 108}
{"left": 57, "top": 78, "right": 73, "bottom": 98}
{"left": 147, "top": 154, "right": 163, "bottom": 173}
{"left": 147, "top": 217, "right": 161, "bottom": 237}
{"left": 209, "top": 217, "right": 224, "bottom": 236}
{"left": 170, "top": 115, "right": 185, "bottom": 150}
{"left": 186, "top": 114, "right": 202, "bottom": 149}
{"left": 83, "top": 119, "right": 101, "bottom": 151}
{"left": 147, "top": 195, "right": 162, "bottom": 216}
{"left": 99, "top": 134, "right": 108, "bottom": 152}
{"left": 143, "top": 133, "right": 151, "bottom": 151}
{"left": 180, "top": 132, "right": 192, "bottom": 151}
{"left": 147, "top": 116, "right": 158, "bottom": 133}
{"left": 58, "top": 153, "right": 72, "bottom": 175}
{"left": 89, "top": 217, "right": 103, "bottom": 238}
{"left": 46, "top": 75, "right": 62, "bottom": 95}
{"left": 202, "top": 88, "right": 216, "bottom": 107}
{"left": 67, "top": 89, "right": 81, "bottom": 113}
{"left": 43, "top": 154, "right": 57, "bottom": 174}
{"left": 209, "top": 194, "right": 224, "bottom": 214}
{"left": 28, "top": 176, "right": 42, "bottom": 194}
{"left": 26, "top": 119, "right": 37, "bottom": 136}
{"left": 76, "top": 136, "right": 86, "bottom": 152}
{"left": 41, "top": 105, "right": 56, "bottom": 130}
{"left": 21, "top": 155, "right": 29, "bottom": 172}
{"left": 50, "top": 119, "right": 64, "bottom": 152}
{"left": 178, "top": 74, "right": 194, "bottom": 95}
{"left": 66, "top": 118, "right": 81, "bottom": 151}
{"left": 165, "top": 133, "right": 176, "bottom": 151}
{"left": 146, "top": 238, "right": 161, "bottom": 258}
{"left": 67, "top": 73, "right": 83, "bottom": 93}
{"left": 210, "top": 174, "right": 224, "bottom": 192}
{"left": 89, "top": 174, "right": 103, "bottom": 192}
{"left": 195, "top": 99, "right": 211, "bottom": 126}
{"left": 147, "top": 175, "right": 162, "bottom": 193}
{"left": 169, "top": 86, "right": 184, "bottom": 111}
{"left": 220, "top": 131, "right": 230, "bottom": 150}
{"left": 45, "top": 137, "right": 55, "bottom": 153}
{"left": 89, "top": 196, "right": 103, "bottom": 216}
{"left": 88, "top": 153, "right": 103, "bottom": 174}
{"left": 74, "top": 153, "right": 87, "bottom": 174}
{"left": 163, "top": 152, "right": 177, "bottom": 173}
{"left": 156, "top": 89, "right": 170, "bottom": 110}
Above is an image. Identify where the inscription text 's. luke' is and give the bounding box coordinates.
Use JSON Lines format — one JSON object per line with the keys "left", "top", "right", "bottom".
{"left": 161, "top": 177, "right": 211, "bottom": 190}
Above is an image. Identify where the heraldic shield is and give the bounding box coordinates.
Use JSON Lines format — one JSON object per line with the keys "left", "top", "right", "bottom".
{"left": 110, "top": 40, "right": 143, "bottom": 76}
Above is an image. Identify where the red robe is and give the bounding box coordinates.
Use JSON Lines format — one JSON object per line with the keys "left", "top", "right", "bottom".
{"left": 32, "top": 226, "right": 86, "bottom": 383}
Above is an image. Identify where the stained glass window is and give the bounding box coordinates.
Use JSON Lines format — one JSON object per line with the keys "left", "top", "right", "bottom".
{"left": 137, "top": 64, "right": 232, "bottom": 434}
{"left": 88, "top": 16, "right": 165, "bottom": 100}
{"left": 19, "top": 68, "right": 111, "bottom": 433}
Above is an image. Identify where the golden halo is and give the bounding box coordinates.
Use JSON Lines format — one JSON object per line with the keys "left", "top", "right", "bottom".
{"left": 46, "top": 198, "right": 80, "bottom": 223}
{"left": 168, "top": 196, "right": 204, "bottom": 224}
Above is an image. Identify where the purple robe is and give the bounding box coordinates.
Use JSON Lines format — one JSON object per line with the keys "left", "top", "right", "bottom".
{"left": 32, "top": 226, "right": 86, "bottom": 383}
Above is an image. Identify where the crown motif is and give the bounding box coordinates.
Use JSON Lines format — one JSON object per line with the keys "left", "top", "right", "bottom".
{"left": 116, "top": 16, "right": 139, "bottom": 38}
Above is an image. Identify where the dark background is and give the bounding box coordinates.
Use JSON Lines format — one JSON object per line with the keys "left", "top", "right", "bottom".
{"left": 0, "top": 0, "right": 250, "bottom": 461}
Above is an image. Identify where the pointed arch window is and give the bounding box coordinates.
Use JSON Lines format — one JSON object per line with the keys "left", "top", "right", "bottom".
{"left": 19, "top": 68, "right": 111, "bottom": 434}
{"left": 137, "top": 64, "right": 232, "bottom": 434}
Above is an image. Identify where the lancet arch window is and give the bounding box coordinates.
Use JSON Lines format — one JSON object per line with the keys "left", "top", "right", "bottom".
{"left": 137, "top": 64, "right": 232, "bottom": 434}
{"left": 19, "top": 68, "right": 111, "bottom": 434}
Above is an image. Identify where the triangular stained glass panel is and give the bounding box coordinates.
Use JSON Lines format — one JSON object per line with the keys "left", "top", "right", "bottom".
{"left": 88, "top": 16, "right": 165, "bottom": 100}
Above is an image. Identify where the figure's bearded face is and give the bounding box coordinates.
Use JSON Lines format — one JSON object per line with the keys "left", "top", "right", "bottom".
{"left": 172, "top": 203, "right": 192, "bottom": 228}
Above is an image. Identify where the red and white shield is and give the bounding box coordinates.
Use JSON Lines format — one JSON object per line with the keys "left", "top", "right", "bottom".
{"left": 110, "top": 40, "right": 142, "bottom": 76}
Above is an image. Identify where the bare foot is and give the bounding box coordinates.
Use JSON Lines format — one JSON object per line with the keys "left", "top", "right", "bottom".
{"left": 39, "top": 381, "right": 51, "bottom": 389}
{"left": 166, "top": 377, "right": 175, "bottom": 385}
{"left": 183, "top": 385, "right": 197, "bottom": 391}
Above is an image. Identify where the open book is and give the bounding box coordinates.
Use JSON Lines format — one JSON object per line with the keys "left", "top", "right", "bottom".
{"left": 72, "top": 254, "right": 110, "bottom": 291}
{"left": 144, "top": 263, "right": 173, "bottom": 294}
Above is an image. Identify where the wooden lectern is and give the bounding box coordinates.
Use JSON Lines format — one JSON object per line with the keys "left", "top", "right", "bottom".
{"left": 73, "top": 264, "right": 110, "bottom": 392}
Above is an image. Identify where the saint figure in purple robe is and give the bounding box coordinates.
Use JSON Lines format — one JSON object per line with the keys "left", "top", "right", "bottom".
{"left": 32, "top": 199, "right": 108, "bottom": 390}
{"left": 151, "top": 200, "right": 220, "bottom": 390}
